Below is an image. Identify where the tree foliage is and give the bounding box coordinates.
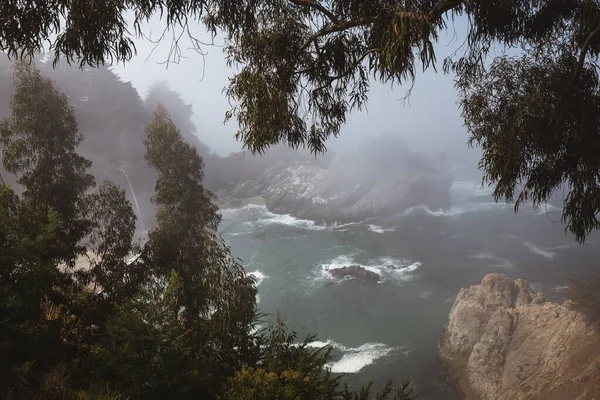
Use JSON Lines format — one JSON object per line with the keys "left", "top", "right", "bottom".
{"left": 144, "top": 81, "right": 211, "bottom": 156}
{"left": 0, "top": 63, "right": 139, "bottom": 399}
{"left": 144, "top": 104, "right": 256, "bottom": 328}
{"left": 224, "top": 315, "right": 419, "bottom": 400}
{"left": 0, "top": 63, "right": 95, "bottom": 266}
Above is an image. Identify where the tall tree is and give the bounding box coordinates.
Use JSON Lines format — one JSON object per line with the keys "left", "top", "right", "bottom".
{"left": 0, "top": 183, "right": 70, "bottom": 399}
{"left": 0, "top": 63, "right": 95, "bottom": 266}
{"left": 139, "top": 105, "right": 257, "bottom": 396}
{"left": 144, "top": 104, "right": 255, "bottom": 324}
{"left": 0, "top": 64, "right": 141, "bottom": 398}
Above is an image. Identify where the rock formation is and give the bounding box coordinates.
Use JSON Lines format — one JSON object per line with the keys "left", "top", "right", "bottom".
{"left": 227, "top": 137, "right": 453, "bottom": 223}
{"left": 328, "top": 265, "right": 381, "bottom": 283}
{"left": 439, "top": 273, "right": 600, "bottom": 400}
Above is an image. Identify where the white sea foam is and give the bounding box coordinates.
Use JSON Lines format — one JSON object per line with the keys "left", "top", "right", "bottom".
{"left": 523, "top": 242, "right": 555, "bottom": 260}
{"left": 224, "top": 231, "right": 253, "bottom": 237}
{"left": 247, "top": 270, "right": 267, "bottom": 304}
{"left": 220, "top": 204, "right": 265, "bottom": 219}
{"left": 368, "top": 224, "right": 396, "bottom": 234}
{"left": 550, "top": 284, "right": 569, "bottom": 293}
{"left": 471, "top": 252, "right": 514, "bottom": 268}
{"left": 529, "top": 283, "right": 568, "bottom": 295}
{"left": 221, "top": 205, "right": 328, "bottom": 231}
{"left": 247, "top": 270, "right": 268, "bottom": 286}
{"left": 397, "top": 262, "right": 421, "bottom": 273}
{"left": 318, "top": 255, "right": 355, "bottom": 280}
{"left": 305, "top": 340, "right": 401, "bottom": 373}
{"left": 329, "top": 343, "right": 395, "bottom": 373}
{"left": 251, "top": 212, "right": 327, "bottom": 230}
{"left": 399, "top": 180, "right": 510, "bottom": 218}
{"left": 402, "top": 202, "right": 510, "bottom": 218}
{"left": 318, "top": 255, "right": 421, "bottom": 283}
{"left": 222, "top": 205, "right": 371, "bottom": 236}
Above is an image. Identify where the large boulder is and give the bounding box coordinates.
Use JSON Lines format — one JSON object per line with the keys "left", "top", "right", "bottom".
{"left": 329, "top": 265, "right": 381, "bottom": 283}
{"left": 439, "top": 273, "right": 600, "bottom": 400}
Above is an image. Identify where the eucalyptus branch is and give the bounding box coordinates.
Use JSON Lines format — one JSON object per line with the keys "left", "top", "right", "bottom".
{"left": 296, "top": 16, "right": 378, "bottom": 57}
{"left": 287, "top": 0, "right": 339, "bottom": 24}
{"left": 312, "top": 49, "right": 376, "bottom": 92}
{"left": 556, "top": 23, "right": 600, "bottom": 107}
{"left": 428, "top": 0, "right": 465, "bottom": 21}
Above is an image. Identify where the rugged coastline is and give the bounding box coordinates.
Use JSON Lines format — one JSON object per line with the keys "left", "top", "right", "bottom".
{"left": 218, "top": 139, "right": 453, "bottom": 223}
{"left": 439, "top": 274, "right": 600, "bottom": 400}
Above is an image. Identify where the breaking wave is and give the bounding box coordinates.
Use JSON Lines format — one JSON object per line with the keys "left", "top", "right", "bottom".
{"left": 251, "top": 212, "right": 326, "bottom": 230}
{"left": 220, "top": 205, "right": 359, "bottom": 233}
{"left": 304, "top": 340, "right": 405, "bottom": 373}
{"left": 247, "top": 270, "right": 268, "bottom": 286}
{"left": 247, "top": 270, "right": 267, "bottom": 304}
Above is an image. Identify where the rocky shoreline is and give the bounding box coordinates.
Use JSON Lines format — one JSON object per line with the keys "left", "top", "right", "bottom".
{"left": 217, "top": 145, "right": 453, "bottom": 223}
{"left": 439, "top": 274, "right": 600, "bottom": 400}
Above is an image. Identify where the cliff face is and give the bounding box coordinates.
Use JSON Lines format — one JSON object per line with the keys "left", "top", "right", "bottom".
{"left": 439, "top": 273, "right": 600, "bottom": 400}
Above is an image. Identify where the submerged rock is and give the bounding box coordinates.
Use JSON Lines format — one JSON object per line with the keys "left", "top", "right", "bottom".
{"left": 439, "top": 273, "right": 600, "bottom": 400}
{"left": 329, "top": 265, "right": 381, "bottom": 283}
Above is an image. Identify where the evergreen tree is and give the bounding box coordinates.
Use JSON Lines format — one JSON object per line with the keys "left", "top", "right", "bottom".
{"left": 0, "top": 63, "right": 140, "bottom": 398}
{"left": 103, "top": 104, "right": 258, "bottom": 397}
{"left": 0, "top": 180, "right": 64, "bottom": 398}
{"left": 0, "top": 62, "right": 95, "bottom": 267}
{"left": 144, "top": 104, "right": 256, "bottom": 326}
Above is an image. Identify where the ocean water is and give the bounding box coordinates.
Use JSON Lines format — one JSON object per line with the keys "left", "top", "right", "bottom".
{"left": 219, "top": 180, "right": 599, "bottom": 398}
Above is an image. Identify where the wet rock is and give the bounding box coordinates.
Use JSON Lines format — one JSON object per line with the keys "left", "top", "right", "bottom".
{"left": 329, "top": 265, "right": 381, "bottom": 283}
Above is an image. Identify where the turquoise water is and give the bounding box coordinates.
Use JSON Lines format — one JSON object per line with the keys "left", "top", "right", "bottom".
{"left": 219, "top": 181, "right": 599, "bottom": 398}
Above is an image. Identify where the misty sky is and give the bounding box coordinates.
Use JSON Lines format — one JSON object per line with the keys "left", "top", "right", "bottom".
{"left": 114, "top": 15, "right": 481, "bottom": 166}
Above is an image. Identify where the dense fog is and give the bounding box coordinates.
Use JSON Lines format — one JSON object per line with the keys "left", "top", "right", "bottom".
{"left": 0, "top": 29, "right": 481, "bottom": 236}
